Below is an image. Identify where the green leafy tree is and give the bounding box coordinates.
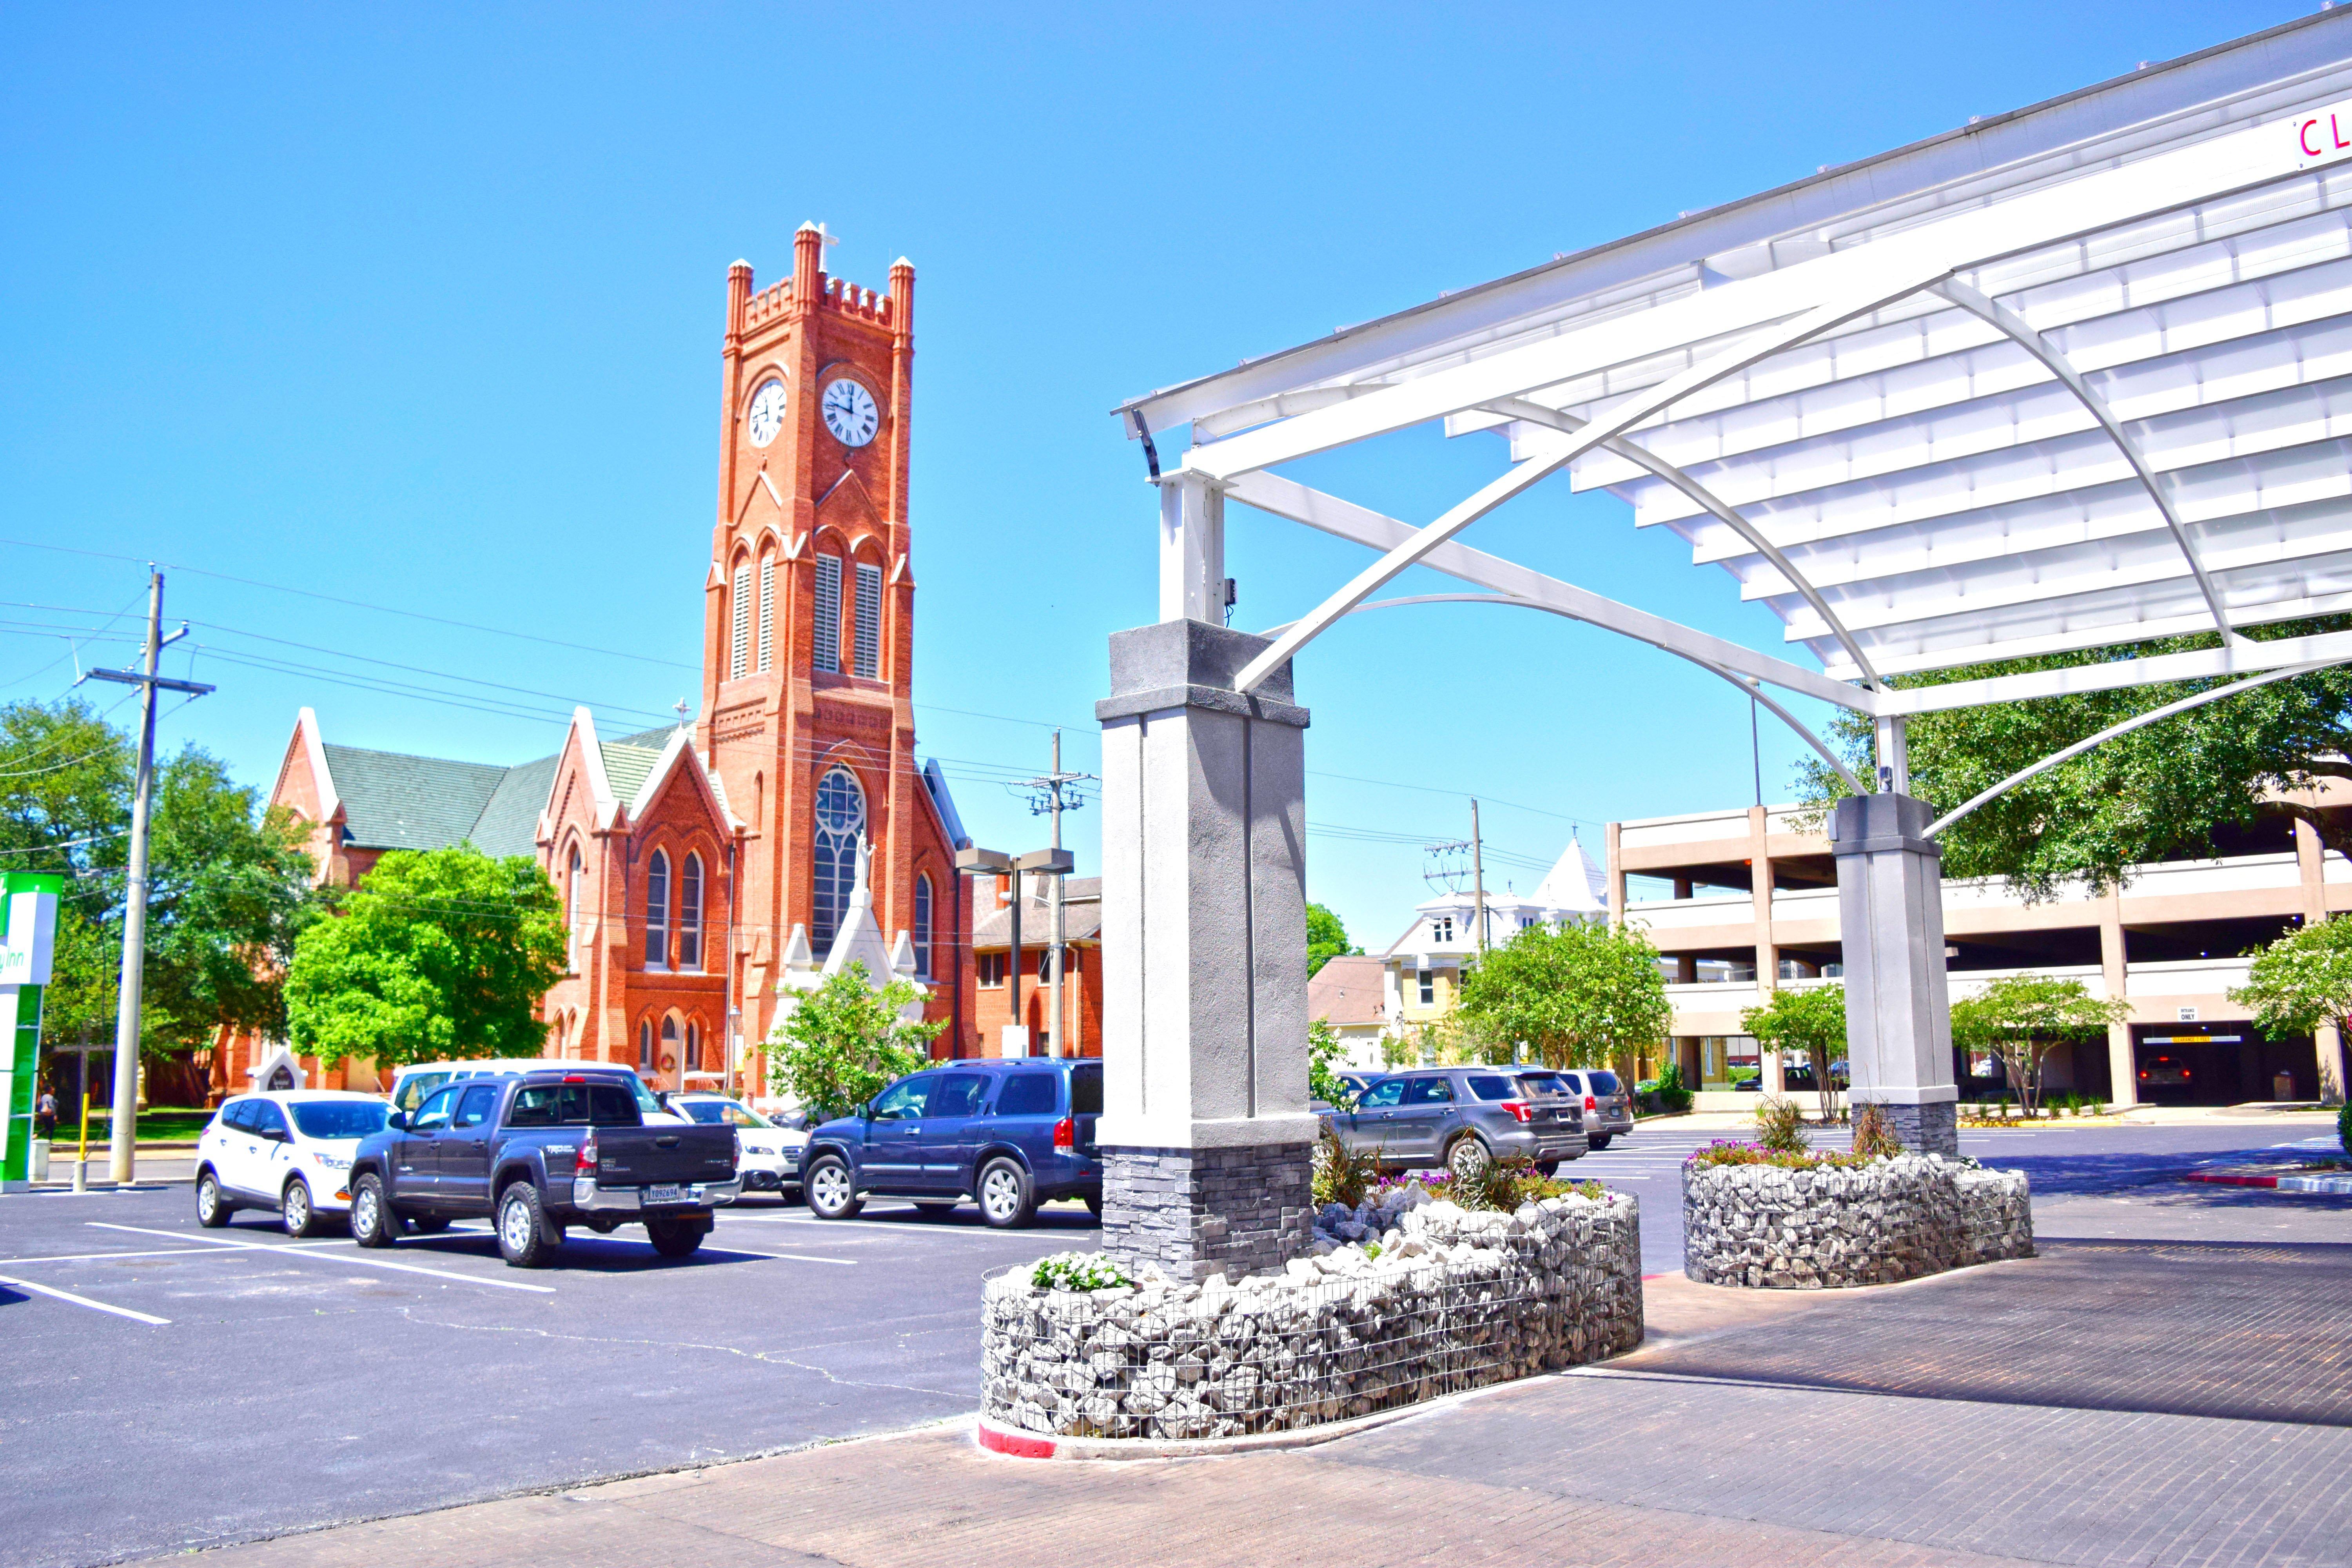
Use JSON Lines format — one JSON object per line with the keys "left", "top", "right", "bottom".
{"left": 1455, "top": 920, "right": 1671, "bottom": 1073}
{"left": 1306, "top": 902, "right": 1360, "bottom": 977}
{"left": 285, "top": 845, "right": 565, "bottom": 1069}
{"left": 1797, "top": 619, "right": 2352, "bottom": 901}
{"left": 0, "top": 697, "right": 319, "bottom": 1068}
{"left": 766, "top": 962, "right": 945, "bottom": 1120}
{"left": 2231, "top": 919, "right": 2352, "bottom": 1111}
{"left": 1948, "top": 974, "right": 2129, "bottom": 1117}
{"left": 1307, "top": 1015, "right": 1356, "bottom": 1108}
{"left": 1740, "top": 985, "right": 1847, "bottom": 1122}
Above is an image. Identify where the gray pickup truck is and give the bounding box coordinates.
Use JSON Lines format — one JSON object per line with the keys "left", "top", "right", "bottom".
{"left": 347, "top": 1068, "right": 740, "bottom": 1267}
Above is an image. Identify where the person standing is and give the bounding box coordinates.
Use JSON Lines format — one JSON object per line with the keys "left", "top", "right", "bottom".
{"left": 34, "top": 1084, "right": 58, "bottom": 1140}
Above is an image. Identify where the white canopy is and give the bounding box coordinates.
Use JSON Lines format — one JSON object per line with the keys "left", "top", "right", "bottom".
{"left": 1119, "top": 12, "right": 2352, "bottom": 723}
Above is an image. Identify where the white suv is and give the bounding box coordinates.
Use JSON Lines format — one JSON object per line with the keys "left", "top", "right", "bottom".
{"left": 194, "top": 1091, "right": 391, "bottom": 1236}
{"left": 665, "top": 1093, "right": 804, "bottom": 1197}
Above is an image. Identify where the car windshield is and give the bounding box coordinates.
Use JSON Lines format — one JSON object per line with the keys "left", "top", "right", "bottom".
{"left": 1586, "top": 1071, "right": 1622, "bottom": 1095}
{"left": 1070, "top": 1066, "right": 1103, "bottom": 1115}
{"left": 506, "top": 1082, "right": 639, "bottom": 1127}
{"left": 681, "top": 1099, "right": 772, "bottom": 1127}
{"left": 1516, "top": 1073, "right": 1569, "bottom": 1097}
{"left": 290, "top": 1102, "right": 389, "bottom": 1140}
{"left": 394, "top": 1072, "right": 452, "bottom": 1112}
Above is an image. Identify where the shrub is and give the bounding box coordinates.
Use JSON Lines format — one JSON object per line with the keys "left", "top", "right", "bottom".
{"left": 2339, "top": 1100, "right": 2351, "bottom": 1160}
{"left": 1851, "top": 1102, "right": 1903, "bottom": 1159}
{"left": 1752, "top": 1094, "right": 1808, "bottom": 1152}
{"left": 1312, "top": 1126, "right": 1380, "bottom": 1209}
{"left": 1688, "top": 1139, "right": 1875, "bottom": 1172}
{"left": 1031, "top": 1252, "right": 1132, "bottom": 1292}
{"left": 1653, "top": 1061, "right": 1694, "bottom": 1114}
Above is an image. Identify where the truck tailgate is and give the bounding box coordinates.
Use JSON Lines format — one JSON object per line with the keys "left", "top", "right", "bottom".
{"left": 592, "top": 1126, "right": 735, "bottom": 1186}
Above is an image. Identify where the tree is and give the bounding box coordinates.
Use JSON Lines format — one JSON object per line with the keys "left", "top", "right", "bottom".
{"left": 766, "top": 963, "right": 945, "bottom": 1120}
{"left": 2230, "top": 920, "right": 2352, "bottom": 1098}
{"left": 1740, "top": 985, "right": 1847, "bottom": 1123}
{"left": 1454, "top": 920, "right": 1671, "bottom": 1073}
{"left": 285, "top": 845, "right": 565, "bottom": 1069}
{"left": 1797, "top": 619, "right": 2352, "bottom": 901}
{"left": 1307, "top": 1016, "right": 1356, "bottom": 1108}
{"left": 0, "top": 697, "right": 319, "bottom": 1069}
{"left": 1306, "top": 902, "right": 1360, "bottom": 977}
{"left": 1948, "top": 974, "right": 2129, "bottom": 1117}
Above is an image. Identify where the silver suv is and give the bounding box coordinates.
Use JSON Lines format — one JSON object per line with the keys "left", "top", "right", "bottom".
{"left": 1554, "top": 1069, "right": 1635, "bottom": 1148}
{"left": 1323, "top": 1067, "right": 1588, "bottom": 1178}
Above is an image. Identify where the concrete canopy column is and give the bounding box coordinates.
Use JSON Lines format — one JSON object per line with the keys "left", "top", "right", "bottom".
{"left": 1831, "top": 793, "right": 1959, "bottom": 1155}
{"left": 2099, "top": 896, "right": 2136, "bottom": 1108}
{"left": 1094, "top": 619, "right": 1317, "bottom": 1281}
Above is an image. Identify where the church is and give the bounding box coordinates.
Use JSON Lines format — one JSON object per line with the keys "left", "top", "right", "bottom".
{"left": 216, "top": 224, "right": 976, "bottom": 1100}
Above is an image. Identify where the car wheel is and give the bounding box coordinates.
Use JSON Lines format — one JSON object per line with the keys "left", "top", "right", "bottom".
{"left": 1535, "top": 1160, "right": 1561, "bottom": 1179}
{"left": 350, "top": 1174, "right": 396, "bottom": 1249}
{"left": 1446, "top": 1134, "right": 1492, "bottom": 1180}
{"left": 1587, "top": 1134, "right": 1613, "bottom": 1151}
{"left": 496, "top": 1183, "right": 554, "bottom": 1268}
{"left": 805, "top": 1154, "right": 863, "bottom": 1220}
{"left": 194, "top": 1171, "right": 232, "bottom": 1228}
{"left": 281, "top": 1178, "right": 322, "bottom": 1238}
{"left": 977, "top": 1158, "right": 1036, "bottom": 1229}
{"left": 645, "top": 1216, "right": 707, "bottom": 1258}
{"left": 1084, "top": 1194, "right": 1103, "bottom": 1220}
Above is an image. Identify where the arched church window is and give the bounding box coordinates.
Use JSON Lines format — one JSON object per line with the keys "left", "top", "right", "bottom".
{"left": 913, "top": 873, "right": 934, "bottom": 980}
{"left": 853, "top": 561, "right": 882, "bottom": 678}
{"left": 646, "top": 850, "right": 670, "bottom": 969}
{"left": 660, "top": 1014, "right": 680, "bottom": 1078}
{"left": 637, "top": 1020, "right": 652, "bottom": 1072}
{"left": 757, "top": 553, "right": 777, "bottom": 673}
{"left": 686, "top": 1020, "right": 701, "bottom": 1073}
{"left": 812, "top": 766, "right": 865, "bottom": 953}
{"left": 813, "top": 555, "right": 843, "bottom": 674}
{"left": 679, "top": 853, "right": 704, "bottom": 971}
{"left": 566, "top": 846, "right": 584, "bottom": 974}
{"left": 731, "top": 561, "right": 753, "bottom": 679}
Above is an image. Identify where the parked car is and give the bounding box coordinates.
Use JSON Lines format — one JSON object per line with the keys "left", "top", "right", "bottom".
{"left": 1322, "top": 1067, "right": 1587, "bottom": 1178}
{"left": 1553, "top": 1068, "right": 1635, "bottom": 1149}
{"left": 348, "top": 1068, "right": 740, "bottom": 1267}
{"left": 666, "top": 1092, "right": 804, "bottom": 1196}
{"left": 388, "top": 1060, "right": 686, "bottom": 1123}
{"left": 801, "top": 1058, "right": 1103, "bottom": 1229}
{"left": 194, "top": 1091, "right": 392, "bottom": 1236}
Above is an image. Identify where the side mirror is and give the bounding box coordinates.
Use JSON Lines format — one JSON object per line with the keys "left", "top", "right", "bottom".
{"left": 388, "top": 1110, "right": 410, "bottom": 1131}
{"left": 264, "top": 1126, "right": 291, "bottom": 1143}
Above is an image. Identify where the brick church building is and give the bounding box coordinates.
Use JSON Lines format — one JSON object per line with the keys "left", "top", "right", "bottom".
{"left": 216, "top": 224, "right": 976, "bottom": 1099}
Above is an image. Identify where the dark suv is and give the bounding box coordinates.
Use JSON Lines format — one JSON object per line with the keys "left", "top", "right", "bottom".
{"left": 801, "top": 1058, "right": 1103, "bottom": 1228}
{"left": 1323, "top": 1066, "right": 1588, "bottom": 1178}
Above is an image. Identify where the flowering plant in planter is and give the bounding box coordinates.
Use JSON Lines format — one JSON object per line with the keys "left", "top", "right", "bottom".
{"left": 1031, "top": 1251, "right": 1132, "bottom": 1292}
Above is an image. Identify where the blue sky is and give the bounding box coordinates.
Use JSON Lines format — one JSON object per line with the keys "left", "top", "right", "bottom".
{"left": 0, "top": 0, "right": 2304, "bottom": 950}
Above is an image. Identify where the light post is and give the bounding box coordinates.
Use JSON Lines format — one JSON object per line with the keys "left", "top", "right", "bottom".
{"left": 956, "top": 844, "right": 1073, "bottom": 1056}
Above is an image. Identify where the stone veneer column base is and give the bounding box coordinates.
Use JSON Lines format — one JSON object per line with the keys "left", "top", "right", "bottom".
{"left": 1875, "top": 1100, "right": 1958, "bottom": 1157}
{"left": 1100, "top": 1143, "right": 1314, "bottom": 1281}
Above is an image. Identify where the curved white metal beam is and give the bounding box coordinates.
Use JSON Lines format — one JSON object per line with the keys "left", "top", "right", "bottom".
{"left": 1258, "top": 591, "right": 1866, "bottom": 795}
{"left": 1221, "top": 469, "right": 1875, "bottom": 711}
{"left": 1485, "top": 394, "right": 1886, "bottom": 690}
{"left": 1230, "top": 263, "right": 1955, "bottom": 694}
{"left": 1922, "top": 660, "right": 2340, "bottom": 838}
{"left": 1929, "top": 278, "right": 2243, "bottom": 645}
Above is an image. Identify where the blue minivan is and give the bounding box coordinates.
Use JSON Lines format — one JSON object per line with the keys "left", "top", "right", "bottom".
{"left": 801, "top": 1058, "right": 1103, "bottom": 1228}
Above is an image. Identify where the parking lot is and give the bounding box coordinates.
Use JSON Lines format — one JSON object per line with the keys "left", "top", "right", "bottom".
{"left": 0, "top": 1184, "right": 1099, "bottom": 1568}
{"left": 5, "top": 1112, "right": 2343, "bottom": 1568}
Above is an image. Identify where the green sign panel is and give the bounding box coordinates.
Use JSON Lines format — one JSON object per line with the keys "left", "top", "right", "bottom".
{"left": 0, "top": 871, "right": 63, "bottom": 1187}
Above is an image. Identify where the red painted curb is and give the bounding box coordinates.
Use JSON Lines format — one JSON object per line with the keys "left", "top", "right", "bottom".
{"left": 2182, "top": 1171, "right": 2281, "bottom": 1188}
{"left": 976, "top": 1422, "right": 1056, "bottom": 1459}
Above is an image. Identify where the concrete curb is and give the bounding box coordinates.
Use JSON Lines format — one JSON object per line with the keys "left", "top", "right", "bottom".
{"left": 2183, "top": 1166, "right": 2352, "bottom": 1194}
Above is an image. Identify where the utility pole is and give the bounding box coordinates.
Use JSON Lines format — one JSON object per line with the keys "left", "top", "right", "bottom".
{"left": 1018, "top": 733, "right": 1094, "bottom": 1058}
{"left": 1470, "top": 798, "right": 1489, "bottom": 953}
{"left": 83, "top": 570, "right": 212, "bottom": 1183}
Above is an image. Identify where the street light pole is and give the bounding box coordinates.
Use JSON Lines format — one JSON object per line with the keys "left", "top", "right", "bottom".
{"left": 82, "top": 569, "right": 212, "bottom": 1184}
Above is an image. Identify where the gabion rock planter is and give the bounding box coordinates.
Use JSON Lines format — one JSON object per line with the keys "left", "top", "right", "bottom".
{"left": 1682, "top": 1152, "right": 2032, "bottom": 1289}
{"left": 980, "top": 1191, "right": 1642, "bottom": 1444}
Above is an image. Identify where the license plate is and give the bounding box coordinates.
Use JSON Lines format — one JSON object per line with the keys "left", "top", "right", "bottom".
{"left": 649, "top": 1183, "right": 683, "bottom": 1204}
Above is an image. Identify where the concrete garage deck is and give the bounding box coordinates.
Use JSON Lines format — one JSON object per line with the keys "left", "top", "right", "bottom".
{"left": 152, "top": 1220, "right": 2352, "bottom": 1567}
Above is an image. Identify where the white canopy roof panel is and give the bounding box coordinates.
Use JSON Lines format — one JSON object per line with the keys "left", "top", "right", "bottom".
{"left": 1119, "top": 13, "right": 2352, "bottom": 701}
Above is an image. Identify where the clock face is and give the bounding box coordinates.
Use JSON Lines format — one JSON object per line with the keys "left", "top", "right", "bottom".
{"left": 746, "top": 379, "right": 787, "bottom": 448}
{"left": 821, "top": 378, "right": 879, "bottom": 448}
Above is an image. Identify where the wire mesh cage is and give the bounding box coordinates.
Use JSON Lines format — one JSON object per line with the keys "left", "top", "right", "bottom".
{"left": 981, "top": 1192, "right": 1641, "bottom": 1443}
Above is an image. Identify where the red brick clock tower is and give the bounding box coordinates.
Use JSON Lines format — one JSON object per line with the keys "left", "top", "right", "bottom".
{"left": 702, "top": 223, "right": 965, "bottom": 1054}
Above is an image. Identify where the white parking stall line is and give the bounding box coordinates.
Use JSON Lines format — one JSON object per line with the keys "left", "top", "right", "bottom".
{"left": 690, "top": 1245, "right": 857, "bottom": 1265}
{"left": 0, "top": 1272, "right": 170, "bottom": 1325}
{"left": 87, "top": 1223, "right": 557, "bottom": 1294}
{"left": 0, "top": 1247, "right": 228, "bottom": 1266}
{"left": 724, "top": 1214, "right": 1089, "bottom": 1241}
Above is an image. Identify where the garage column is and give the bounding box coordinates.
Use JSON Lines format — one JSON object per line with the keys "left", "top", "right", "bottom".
{"left": 1094, "top": 619, "right": 1317, "bottom": 1281}
{"left": 1831, "top": 794, "right": 1959, "bottom": 1155}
